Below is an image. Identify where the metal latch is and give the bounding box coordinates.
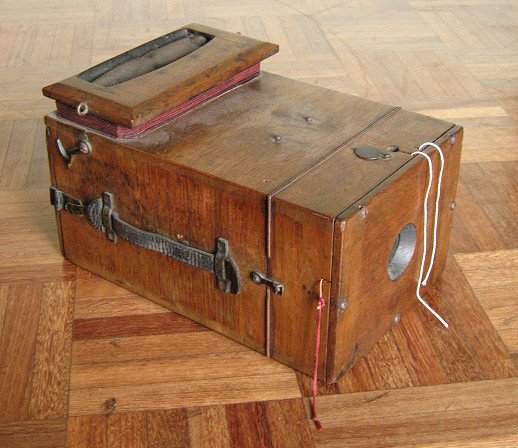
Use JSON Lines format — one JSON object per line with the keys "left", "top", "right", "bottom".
{"left": 251, "top": 271, "right": 284, "bottom": 295}
{"left": 56, "top": 134, "right": 92, "bottom": 167}
{"left": 354, "top": 146, "right": 392, "bottom": 160}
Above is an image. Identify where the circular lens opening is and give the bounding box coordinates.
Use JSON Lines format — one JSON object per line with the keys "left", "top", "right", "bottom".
{"left": 387, "top": 224, "right": 417, "bottom": 281}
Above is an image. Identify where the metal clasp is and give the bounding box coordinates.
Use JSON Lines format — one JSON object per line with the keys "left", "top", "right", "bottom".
{"left": 354, "top": 146, "right": 391, "bottom": 160}
{"left": 50, "top": 187, "right": 86, "bottom": 215}
{"left": 56, "top": 134, "right": 92, "bottom": 167}
{"left": 251, "top": 271, "right": 284, "bottom": 295}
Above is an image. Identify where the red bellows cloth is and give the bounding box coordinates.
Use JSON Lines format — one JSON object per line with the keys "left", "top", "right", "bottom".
{"left": 56, "top": 64, "right": 260, "bottom": 139}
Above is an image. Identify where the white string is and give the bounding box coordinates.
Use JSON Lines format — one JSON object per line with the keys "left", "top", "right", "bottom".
{"left": 419, "top": 142, "right": 445, "bottom": 286}
{"left": 411, "top": 143, "right": 449, "bottom": 329}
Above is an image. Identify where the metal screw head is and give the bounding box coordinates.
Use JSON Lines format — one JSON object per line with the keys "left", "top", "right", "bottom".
{"left": 381, "top": 153, "right": 392, "bottom": 160}
{"left": 305, "top": 116, "right": 313, "bottom": 124}
{"left": 273, "top": 134, "right": 282, "bottom": 142}
{"left": 79, "top": 140, "right": 92, "bottom": 154}
{"left": 359, "top": 206, "right": 368, "bottom": 218}
{"left": 387, "top": 145, "right": 399, "bottom": 152}
{"left": 450, "top": 201, "right": 456, "bottom": 210}
{"left": 338, "top": 299, "right": 348, "bottom": 311}
{"left": 393, "top": 313, "right": 401, "bottom": 324}
{"left": 251, "top": 272, "right": 261, "bottom": 284}
{"left": 450, "top": 135, "right": 456, "bottom": 145}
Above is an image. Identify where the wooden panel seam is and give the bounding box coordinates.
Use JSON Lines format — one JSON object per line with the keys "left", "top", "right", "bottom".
{"left": 265, "top": 106, "right": 400, "bottom": 371}
{"left": 336, "top": 124, "right": 457, "bottom": 220}
{"left": 267, "top": 106, "right": 401, "bottom": 200}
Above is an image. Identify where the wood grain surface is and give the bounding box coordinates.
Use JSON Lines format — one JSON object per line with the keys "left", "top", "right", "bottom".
{"left": 43, "top": 24, "right": 279, "bottom": 128}
{"left": 0, "top": 1, "right": 517, "bottom": 447}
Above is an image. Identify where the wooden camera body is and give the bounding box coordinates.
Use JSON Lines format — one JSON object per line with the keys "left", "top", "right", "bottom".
{"left": 43, "top": 24, "right": 462, "bottom": 382}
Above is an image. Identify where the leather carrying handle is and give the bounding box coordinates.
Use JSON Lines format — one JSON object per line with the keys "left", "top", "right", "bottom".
{"left": 51, "top": 187, "right": 241, "bottom": 294}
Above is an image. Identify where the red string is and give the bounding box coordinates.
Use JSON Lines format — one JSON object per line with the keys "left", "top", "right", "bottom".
{"left": 312, "top": 296, "right": 326, "bottom": 432}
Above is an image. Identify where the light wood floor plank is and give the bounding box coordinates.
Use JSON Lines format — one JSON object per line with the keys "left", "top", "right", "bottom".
{"left": 308, "top": 378, "right": 518, "bottom": 447}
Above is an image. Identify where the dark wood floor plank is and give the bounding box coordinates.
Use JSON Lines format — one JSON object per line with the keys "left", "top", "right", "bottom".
{"left": 29, "top": 281, "right": 75, "bottom": 419}
{"left": 72, "top": 331, "right": 250, "bottom": 366}
{"left": 66, "top": 415, "right": 106, "bottom": 448}
{"left": 146, "top": 408, "right": 191, "bottom": 448}
{"left": 265, "top": 399, "right": 314, "bottom": 448}
{"left": 0, "top": 418, "right": 66, "bottom": 448}
{"left": 106, "top": 412, "right": 148, "bottom": 448}
{"left": 226, "top": 402, "right": 273, "bottom": 448}
{"left": 65, "top": 398, "right": 313, "bottom": 448}
{"left": 0, "top": 284, "right": 42, "bottom": 422}
{"left": 193, "top": 405, "right": 231, "bottom": 448}
{"left": 73, "top": 312, "right": 207, "bottom": 340}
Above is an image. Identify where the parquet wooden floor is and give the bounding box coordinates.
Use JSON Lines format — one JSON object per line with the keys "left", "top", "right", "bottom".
{"left": 0, "top": 1, "right": 517, "bottom": 447}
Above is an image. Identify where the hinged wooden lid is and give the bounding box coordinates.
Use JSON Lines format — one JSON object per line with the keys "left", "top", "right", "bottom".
{"left": 42, "top": 24, "right": 278, "bottom": 129}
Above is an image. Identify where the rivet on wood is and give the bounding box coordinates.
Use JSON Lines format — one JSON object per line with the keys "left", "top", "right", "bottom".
{"left": 338, "top": 298, "right": 348, "bottom": 312}
{"left": 387, "top": 145, "right": 399, "bottom": 152}
{"left": 358, "top": 206, "right": 368, "bottom": 218}
{"left": 77, "top": 101, "right": 89, "bottom": 116}
{"left": 393, "top": 313, "right": 401, "bottom": 324}
{"left": 450, "top": 135, "right": 456, "bottom": 145}
{"left": 450, "top": 201, "right": 456, "bottom": 210}
{"left": 273, "top": 134, "right": 282, "bottom": 142}
{"left": 79, "top": 140, "right": 91, "bottom": 154}
{"left": 305, "top": 116, "right": 313, "bottom": 124}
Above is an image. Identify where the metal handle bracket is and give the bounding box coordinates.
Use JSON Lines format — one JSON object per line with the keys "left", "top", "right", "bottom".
{"left": 50, "top": 187, "right": 241, "bottom": 294}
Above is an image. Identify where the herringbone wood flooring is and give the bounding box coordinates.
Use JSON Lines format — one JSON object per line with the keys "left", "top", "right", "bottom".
{"left": 0, "top": 1, "right": 517, "bottom": 447}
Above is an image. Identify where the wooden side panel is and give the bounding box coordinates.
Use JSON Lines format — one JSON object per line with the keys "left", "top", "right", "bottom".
{"left": 269, "top": 203, "right": 333, "bottom": 379}
{"left": 329, "top": 159, "right": 429, "bottom": 381}
{"left": 46, "top": 115, "right": 268, "bottom": 353}
{"left": 328, "top": 128, "right": 463, "bottom": 381}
